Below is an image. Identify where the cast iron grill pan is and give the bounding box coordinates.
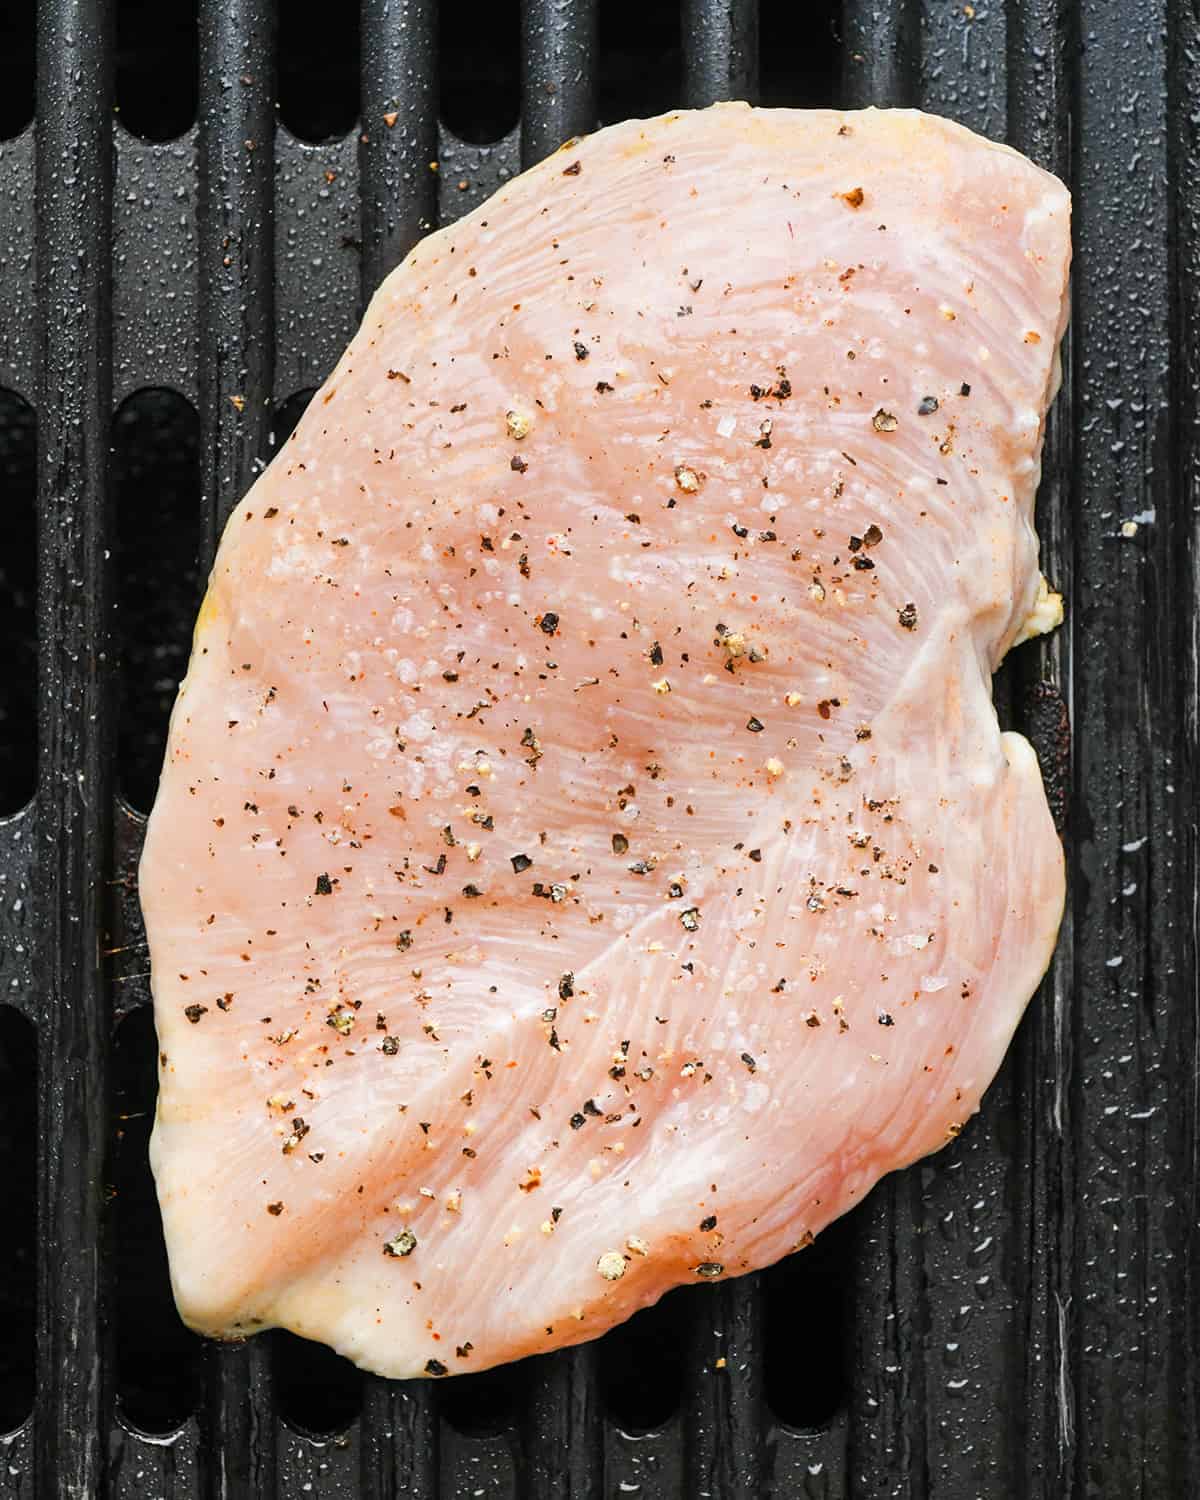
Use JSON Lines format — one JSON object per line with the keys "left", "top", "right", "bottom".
{"left": 0, "top": 0, "right": 1196, "bottom": 1495}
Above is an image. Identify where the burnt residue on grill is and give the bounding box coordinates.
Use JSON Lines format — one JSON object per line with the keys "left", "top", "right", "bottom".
{"left": 0, "top": 0, "right": 1196, "bottom": 1496}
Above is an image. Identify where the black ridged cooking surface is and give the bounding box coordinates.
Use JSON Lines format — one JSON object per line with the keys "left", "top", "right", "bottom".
{"left": 0, "top": 0, "right": 1196, "bottom": 1495}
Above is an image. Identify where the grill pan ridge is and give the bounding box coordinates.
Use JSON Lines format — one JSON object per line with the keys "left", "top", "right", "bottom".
{"left": 0, "top": 0, "right": 1196, "bottom": 1495}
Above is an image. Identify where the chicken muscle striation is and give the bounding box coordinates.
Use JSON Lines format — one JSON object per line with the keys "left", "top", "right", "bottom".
{"left": 142, "top": 103, "right": 1070, "bottom": 1378}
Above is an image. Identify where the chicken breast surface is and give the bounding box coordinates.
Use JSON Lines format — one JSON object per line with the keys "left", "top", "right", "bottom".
{"left": 142, "top": 102, "right": 1070, "bottom": 1379}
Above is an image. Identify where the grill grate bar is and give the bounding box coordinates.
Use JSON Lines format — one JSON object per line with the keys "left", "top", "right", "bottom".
{"left": 198, "top": 0, "right": 277, "bottom": 548}
{"left": 681, "top": 0, "right": 759, "bottom": 107}
{"left": 359, "top": 0, "right": 438, "bottom": 302}
{"left": 520, "top": 0, "right": 597, "bottom": 171}
{"left": 684, "top": 1277, "right": 766, "bottom": 1495}
{"left": 1005, "top": 1, "right": 1076, "bottom": 1491}
{"left": 523, "top": 1345, "right": 603, "bottom": 1500}
{"left": 360, "top": 1373, "right": 439, "bottom": 1500}
{"left": 510, "top": 14, "right": 602, "bottom": 1493}
{"left": 842, "top": 0, "right": 917, "bottom": 109}
{"left": 33, "top": 0, "right": 116, "bottom": 1495}
{"left": 195, "top": 3, "right": 280, "bottom": 1495}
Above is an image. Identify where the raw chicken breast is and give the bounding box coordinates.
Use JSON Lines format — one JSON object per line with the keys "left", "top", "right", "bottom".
{"left": 142, "top": 103, "right": 1070, "bottom": 1378}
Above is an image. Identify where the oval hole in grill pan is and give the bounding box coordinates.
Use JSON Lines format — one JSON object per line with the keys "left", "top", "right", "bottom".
{"left": 0, "top": 6, "right": 33, "bottom": 140}
{"left": 0, "top": 1008, "right": 35, "bottom": 1433}
{"left": 438, "top": 0, "right": 520, "bottom": 145}
{"left": 599, "top": 0, "right": 681, "bottom": 126}
{"left": 763, "top": 1208, "right": 854, "bottom": 1427}
{"left": 279, "top": 2, "right": 360, "bottom": 143}
{"left": 759, "top": 0, "right": 841, "bottom": 108}
{"left": 114, "top": 390, "right": 202, "bottom": 817}
{"left": 115, "top": 0, "right": 198, "bottom": 142}
{"left": 113, "top": 1004, "right": 200, "bottom": 1433}
{"left": 0, "top": 391, "right": 36, "bottom": 815}
{"left": 439, "top": 1360, "right": 527, "bottom": 1436}
{"left": 597, "top": 1288, "right": 688, "bottom": 1432}
{"left": 274, "top": 1328, "right": 364, "bottom": 1436}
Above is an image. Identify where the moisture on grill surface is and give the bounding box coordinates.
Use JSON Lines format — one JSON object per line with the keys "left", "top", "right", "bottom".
{"left": 0, "top": 1, "right": 1195, "bottom": 1497}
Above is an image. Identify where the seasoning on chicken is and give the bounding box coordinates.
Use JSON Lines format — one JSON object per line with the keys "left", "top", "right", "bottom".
{"left": 141, "top": 102, "right": 1070, "bottom": 1378}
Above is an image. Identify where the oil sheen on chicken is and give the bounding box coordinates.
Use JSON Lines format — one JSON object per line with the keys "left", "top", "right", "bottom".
{"left": 141, "top": 103, "right": 1070, "bottom": 1378}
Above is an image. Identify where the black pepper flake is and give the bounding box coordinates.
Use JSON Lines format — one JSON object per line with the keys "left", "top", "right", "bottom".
{"left": 573, "top": 342, "right": 589, "bottom": 361}
{"left": 898, "top": 602, "right": 919, "bottom": 631}
{"left": 863, "top": 523, "right": 883, "bottom": 547}
{"left": 558, "top": 972, "right": 575, "bottom": 1000}
{"left": 511, "top": 455, "right": 528, "bottom": 473}
{"left": 425, "top": 1359, "right": 448, "bottom": 1377}
{"left": 746, "top": 716, "right": 765, "bottom": 733}
{"left": 960, "top": 382, "right": 971, "bottom": 396}
{"left": 680, "top": 907, "right": 701, "bottom": 932}
{"left": 695, "top": 1262, "right": 724, "bottom": 1278}
{"left": 462, "top": 883, "right": 483, "bottom": 898}
{"left": 184, "top": 1004, "right": 208, "bottom": 1024}
{"left": 852, "top": 555, "right": 875, "bottom": 571}
{"left": 539, "top": 612, "right": 559, "bottom": 635}
{"left": 456, "top": 1342, "right": 474, "bottom": 1358}
{"left": 917, "top": 396, "right": 940, "bottom": 415}
{"left": 748, "top": 848, "right": 762, "bottom": 862}
{"left": 731, "top": 522, "right": 749, "bottom": 539}
{"left": 570, "top": 1112, "right": 586, "bottom": 1130}
{"left": 562, "top": 160, "right": 582, "bottom": 176}
{"left": 649, "top": 641, "right": 664, "bottom": 666}
{"left": 700, "top": 1215, "right": 718, "bottom": 1231}
{"left": 397, "top": 930, "right": 413, "bottom": 950}
{"left": 266, "top": 1202, "right": 284, "bottom": 1216}
{"left": 583, "top": 1098, "right": 601, "bottom": 1117}
{"left": 381, "top": 1036, "right": 400, "bottom": 1055}
{"left": 872, "top": 409, "right": 899, "bottom": 433}
{"left": 741, "top": 1052, "right": 757, "bottom": 1072}
{"left": 612, "top": 832, "right": 629, "bottom": 855}
{"left": 511, "top": 853, "right": 533, "bottom": 874}
{"left": 878, "top": 1013, "right": 895, "bottom": 1027}
{"left": 596, "top": 380, "right": 614, "bottom": 393}
{"left": 314, "top": 872, "right": 333, "bottom": 895}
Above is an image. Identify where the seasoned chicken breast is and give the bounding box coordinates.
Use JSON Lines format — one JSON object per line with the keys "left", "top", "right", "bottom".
{"left": 141, "top": 102, "right": 1070, "bottom": 1378}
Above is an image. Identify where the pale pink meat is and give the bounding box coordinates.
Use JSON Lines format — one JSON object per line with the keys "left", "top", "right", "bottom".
{"left": 142, "top": 103, "right": 1070, "bottom": 1378}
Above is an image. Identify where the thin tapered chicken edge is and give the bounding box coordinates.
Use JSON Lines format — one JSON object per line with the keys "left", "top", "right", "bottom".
{"left": 145, "top": 101, "right": 1071, "bottom": 1377}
